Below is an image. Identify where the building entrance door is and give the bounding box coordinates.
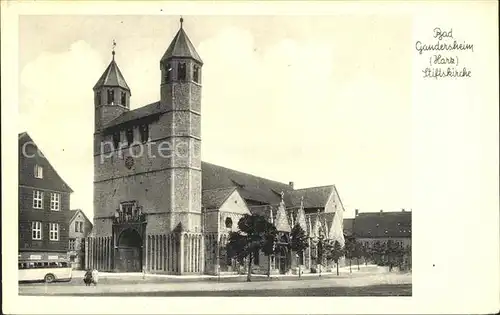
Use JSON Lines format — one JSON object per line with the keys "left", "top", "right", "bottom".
{"left": 277, "top": 247, "right": 289, "bottom": 274}
{"left": 115, "top": 228, "right": 142, "bottom": 272}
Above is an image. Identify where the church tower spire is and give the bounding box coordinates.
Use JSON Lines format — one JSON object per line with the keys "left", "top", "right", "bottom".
{"left": 93, "top": 40, "right": 131, "bottom": 131}
{"left": 160, "top": 17, "right": 203, "bottom": 232}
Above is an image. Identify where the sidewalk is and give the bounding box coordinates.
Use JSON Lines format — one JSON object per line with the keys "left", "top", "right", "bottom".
{"left": 72, "top": 264, "right": 382, "bottom": 280}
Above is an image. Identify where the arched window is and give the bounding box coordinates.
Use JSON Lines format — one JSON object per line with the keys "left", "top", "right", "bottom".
{"left": 121, "top": 92, "right": 126, "bottom": 107}
{"left": 165, "top": 63, "right": 172, "bottom": 83}
{"left": 107, "top": 89, "right": 114, "bottom": 104}
{"left": 96, "top": 91, "right": 101, "bottom": 105}
{"left": 193, "top": 65, "right": 200, "bottom": 83}
{"left": 177, "top": 63, "right": 187, "bottom": 81}
{"left": 225, "top": 217, "right": 233, "bottom": 228}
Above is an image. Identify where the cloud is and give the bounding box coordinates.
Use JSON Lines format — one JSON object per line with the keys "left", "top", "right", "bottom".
{"left": 20, "top": 40, "right": 103, "bottom": 218}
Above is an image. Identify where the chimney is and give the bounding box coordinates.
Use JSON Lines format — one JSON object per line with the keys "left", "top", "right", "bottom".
{"left": 355, "top": 209, "right": 359, "bottom": 216}
{"left": 289, "top": 181, "right": 294, "bottom": 189}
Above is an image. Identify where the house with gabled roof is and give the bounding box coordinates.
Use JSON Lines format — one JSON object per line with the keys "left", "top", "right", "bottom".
{"left": 86, "top": 18, "right": 345, "bottom": 276}
{"left": 66, "top": 209, "right": 93, "bottom": 269}
{"left": 18, "top": 132, "right": 73, "bottom": 265}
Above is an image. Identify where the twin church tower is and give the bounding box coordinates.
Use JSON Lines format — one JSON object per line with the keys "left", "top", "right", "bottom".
{"left": 89, "top": 18, "right": 205, "bottom": 274}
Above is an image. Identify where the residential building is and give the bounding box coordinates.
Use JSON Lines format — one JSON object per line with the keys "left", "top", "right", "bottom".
{"left": 351, "top": 209, "right": 412, "bottom": 247}
{"left": 86, "top": 18, "right": 345, "bottom": 275}
{"left": 66, "top": 209, "right": 93, "bottom": 269}
{"left": 18, "top": 132, "right": 73, "bottom": 264}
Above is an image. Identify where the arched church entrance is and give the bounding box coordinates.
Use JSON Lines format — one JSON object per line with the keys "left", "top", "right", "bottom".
{"left": 115, "top": 228, "right": 142, "bottom": 272}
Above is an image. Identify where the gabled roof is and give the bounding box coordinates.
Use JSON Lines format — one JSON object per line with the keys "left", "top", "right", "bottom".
{"left": 288, "top": 185, "right": 334, "bottom": 209}
{"left": 353, "top": 211, "right": 412, "bottom": 238}
{"left": 201, "top": 162, "right": 293, "bottom": 205}
{"left": 104, "top": 101, "right": 162, "bottom": 129}
{"left": 161, "top": 26, "right": 203, "bottom": 64}
{"left": 93, "top": 58, "right": 130, "bottom": 92}
{"left": 66, "top": 209, "right": 92, "bottom": 225}
{"left": 18, "top": 132, "right": 73, "bottom": 193}
{"left": 202, "top": 187, "right": 237, "bottom": 209}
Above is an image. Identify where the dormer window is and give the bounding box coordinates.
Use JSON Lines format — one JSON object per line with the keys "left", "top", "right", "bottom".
{"left": 165, "top": 63, "right": 172, "bottom": 83}
{"left": 107, "top": 89, "right": 114, "bottom": 104}
{"left": 34, "top": 164, "right": 43, "bottom": 179}
{"left": 178, "top": 63, "right": 187, "bottom": 81}
{"left": 193, "top": 65, "right": 200, "bottom": 83}
{"left": 121, "top": 92, "right": 126, "bottom": 107}
{"left": 96, "top": 91, "right": 102, "bottom": 106}
{"left": 112, "top": 132, "right": 120, "bottom": 149}
{"left": 140, "top": 124, "right": 149, "bottom": 143}
{"left": 126, "top": 128, "right": 134, "bottom": 145}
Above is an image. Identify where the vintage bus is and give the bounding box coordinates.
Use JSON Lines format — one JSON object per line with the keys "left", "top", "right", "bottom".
{"left": 18, "top": 260, "right": 72, "bottom": 283}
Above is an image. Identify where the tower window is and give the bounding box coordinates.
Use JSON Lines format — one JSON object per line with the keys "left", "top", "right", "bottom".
{"left": 96, "top": 91, "right": 102, "bottom": 105}
{"left": 193, "top": 65, "right": 200, "bottom": 83}
{"left": 121, "top": 92, "right": 126, "bottom": 107}
{"left": 112, "top": 132, "right": 120, "bottom": 148}
{"left": 177, "top": 63, "right": 187, "bottom": 81}
{"left": 165, "top": 63, "right": 172, "bottom": 83}
{"left": 126, "top": 128, "right": 134, "bottom": 145}
{"left": 140, "top": 124, "right": 149, "bottom": 143}
{"left": 107, "top": 89, "right": 115, "bottom": 104}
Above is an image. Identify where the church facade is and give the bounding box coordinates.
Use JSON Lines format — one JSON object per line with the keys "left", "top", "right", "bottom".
{"left": 86, "top": 19, "right": 345, "bottom": 275}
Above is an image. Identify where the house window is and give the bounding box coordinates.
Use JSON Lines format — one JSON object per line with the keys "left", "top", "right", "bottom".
{"left": 34, "top": 165, "right": 43, "bottom": 179}
{"left": 33, "top": 190, "right": 43, "bottom": 209}
{"left": 140, "top": 124, "right": 149, "bottom": 143}
{"left": 31, "top": 221, "right": 42, "bottom": 240}
{"left": 96, "top": 91, "right": 102, "bottom": 105}
{"left": 126, "top": 128, "right": 134, "bottom": 145}
{"left": 49, "top": 223, "right": 59, "bottom": 241}
{"left": 112, "top": 132, "right": 120, "bottom": 148}
{"left": 107, "top": 89, "right": 114, "bottom": 104}
{"left": 193, "top": 65, "right": 200, "bottom": 83}
{"left": 121, "top": 92, "right": 126, "bottom": 107}
{"left": 68, "top": 238, "right": 76, "bottom": 250}
{"left": 177, "top": 63, "right": 187, "bottom": 81}
{"left": 75, "top": 221, "right": 83, "bottom": 233}
{"left": 165, "top": 63, "right": 172, "bottom": 82}
{"left": 50, "top": 193, "right": 60, "bottom": 211}
{"left": 225, "top": 217, "right": 233, "bottom": 228}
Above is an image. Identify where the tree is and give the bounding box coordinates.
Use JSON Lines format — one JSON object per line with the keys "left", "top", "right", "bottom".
{"left": 344, "top": 235, "right": 355, "bottom": 273}
{"left": 290, "top": 224, "right": 309, "bottom": 278}
{"left": 353, "top": 239, "right": 362, "bottom": 271}
{"left": 226, "top": 214, "right": 278, "bottom": 282}
{"left": 325, "top": 240, "right": 344, "bottom": 276}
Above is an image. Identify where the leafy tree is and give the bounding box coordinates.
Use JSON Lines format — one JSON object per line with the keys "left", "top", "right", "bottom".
{"left": 344, "top": 235, "right": 355, "bottom": 273}
{"left": 353, "top": 239, "right": 362, "bottom": 271}
{"left": 290, "top": 224, "right": 309, "bottom": 278}
{"left": 226, "top": 214, "right": 278, "bottom": 282}
{"left": 325, "top": 240, "right": 344, "bottom": 276}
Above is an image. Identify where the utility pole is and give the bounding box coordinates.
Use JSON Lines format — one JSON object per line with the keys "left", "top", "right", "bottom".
{"left": 217, "top": 210, "right": 221, "bottom": 282}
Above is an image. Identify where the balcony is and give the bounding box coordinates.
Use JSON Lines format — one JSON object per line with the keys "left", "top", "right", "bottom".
{"left": 113, "top": 212, "right": 146, "bottom": 224}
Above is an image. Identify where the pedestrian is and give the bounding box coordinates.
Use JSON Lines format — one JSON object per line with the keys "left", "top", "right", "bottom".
{"left": 83, "top": 269, "right": 93, "bottom": 286}
{"left": 91, "top": 268, "right": 99, "bottom": 286}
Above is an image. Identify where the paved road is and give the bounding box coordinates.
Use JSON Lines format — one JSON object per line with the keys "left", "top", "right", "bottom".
{"left": 19, "top": 271, "right": 411, "bottom": 296}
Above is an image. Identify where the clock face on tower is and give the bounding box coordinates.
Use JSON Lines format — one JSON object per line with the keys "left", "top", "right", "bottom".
{"left": 125, "top": 156, "right": 134, "bottom": 169}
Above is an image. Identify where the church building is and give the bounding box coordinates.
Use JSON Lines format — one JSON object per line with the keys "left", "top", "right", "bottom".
{"left": 86, "top": 18, "right": 345, "bottom": 275}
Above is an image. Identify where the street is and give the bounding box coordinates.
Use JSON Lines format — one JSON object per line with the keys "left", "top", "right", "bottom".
{"left": 18, "top": 265, "right": 412, "bottom": 296}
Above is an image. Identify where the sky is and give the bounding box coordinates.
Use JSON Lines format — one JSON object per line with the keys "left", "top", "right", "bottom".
{"left": 18, "top": 15, "right": 412, "bottom": 221}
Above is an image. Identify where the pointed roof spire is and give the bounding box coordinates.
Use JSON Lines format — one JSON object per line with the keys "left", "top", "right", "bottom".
{"left": 94, "top": 40, "right": 130, "bottom": 92}
{"left": 161, "top": 17, "right": 203, "bottom": 64}
{"left": 296, "top": 196, "right": 307, "bottom": 231}
{"left": 274, "top": 192, "right": 291, "bottom": 232}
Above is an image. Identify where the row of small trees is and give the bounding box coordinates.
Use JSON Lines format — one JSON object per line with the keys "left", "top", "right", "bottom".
{"left": 225, "top": 213, "right": 411, "bottom": 281}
